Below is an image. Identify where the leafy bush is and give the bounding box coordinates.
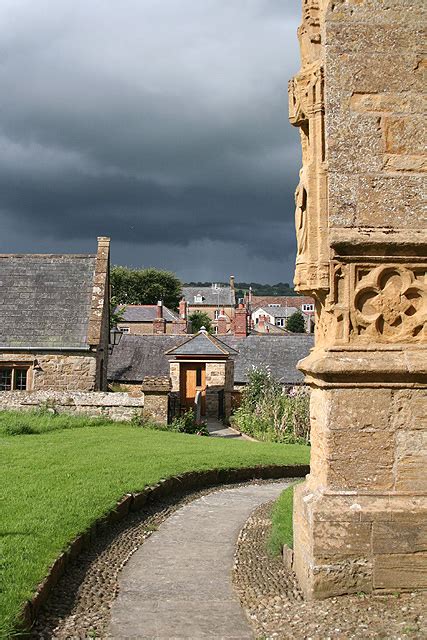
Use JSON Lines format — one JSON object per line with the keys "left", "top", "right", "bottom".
{"left": 286, "top": 309, "right": 306, "bottom": 333}
{"left": 232, "top": 367, "right": 310, "bottom": 444}
{"left": 170, "top": 410, "right": 209, "bottom": 436}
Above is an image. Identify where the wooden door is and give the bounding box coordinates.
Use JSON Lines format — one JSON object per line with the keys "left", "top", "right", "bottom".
{"left": 180, "top": 364, "right": 206, "bottom": 415}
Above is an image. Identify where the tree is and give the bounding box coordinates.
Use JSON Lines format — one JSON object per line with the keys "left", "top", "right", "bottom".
{"left": 286, "top": 310, "right": 306, "bottom": 333}
{"left": 111, "top": 266, "right": 182, "bottom": 310}
{"left": 189, "top": 311, "right": 213, "bottom": 334}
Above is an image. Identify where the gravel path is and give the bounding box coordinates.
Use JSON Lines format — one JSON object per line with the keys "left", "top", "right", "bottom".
{"left": 109, "top": 482, "right": 291, "bottom": 639}
{"left": 233, "top": 501, "right": 427, "bottom": 640}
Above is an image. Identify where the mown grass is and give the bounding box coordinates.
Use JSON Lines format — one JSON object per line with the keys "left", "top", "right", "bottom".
{"left": 267, "top": 484, "right": 297, "bottom": 556}
{"left": 0, "top": 411, "right": 309, "bottom": 637}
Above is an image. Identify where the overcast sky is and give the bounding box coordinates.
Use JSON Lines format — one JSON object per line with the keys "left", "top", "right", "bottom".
{"left": 0, "top": 0, "right": 301, "bottom": 283}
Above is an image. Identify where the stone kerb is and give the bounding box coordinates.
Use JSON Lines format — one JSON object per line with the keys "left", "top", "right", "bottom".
{"left": 0, "top": 391, "right": 144, "bottom": 422}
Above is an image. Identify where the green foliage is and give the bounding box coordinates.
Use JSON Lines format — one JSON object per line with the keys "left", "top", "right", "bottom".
{"left": 0, "top": 411, "right": 309, "bottom": 635}
{"left": 170, "top": 410, "right": 209, "bottom": 436}
{"left": 189, "top": 311, "right": 213, "bottom": 334}
{"left": 286, "top": 310, "right": 306, "bottom": 333}
{"left": 111, "top": 265, "right": 182, "bottom": 310}
{"left": 232, "top": 367, "right": 310, "bottom": 444}
{"left": 267, "top": 484, "right": 296, "bottom": 556}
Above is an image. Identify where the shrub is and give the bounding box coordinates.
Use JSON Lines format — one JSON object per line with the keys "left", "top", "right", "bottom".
{"left": 286, "top": 309, "right": 306, "bottom": 333}
{"left": 170, "top": 410, "right": 209, "bottom": 436}
{"left": 232, "top": 367, "right": 310, "bottom": 444}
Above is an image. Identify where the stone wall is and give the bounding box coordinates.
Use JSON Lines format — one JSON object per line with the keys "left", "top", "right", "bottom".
{"left": 0, "top": 352, "right": 99, "bottom": 392}
{"left": 141, "top": 376, "right": 171, "bottom": 425}
{"left": 0, "top": 391, "right": 144, "bottom": 422}
{"left": 289, "top": 0, "right": 426, "bottom": 599}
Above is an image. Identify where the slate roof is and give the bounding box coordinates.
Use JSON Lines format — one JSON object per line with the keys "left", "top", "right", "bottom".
{"left": 166, "top": 331, "right": 238, "bottom": 357}
{"left": 182, "top": 286, "right": 235, "bottom": 307}
{"left": 108, "top": 334, "right": 314, "bottom": 385}
{"left": 255, "top": 306, "right": 300, "bottom": 319}
{"left": 0, "top": 254, "right": 96, "bottom": 349}
{"left": 221, "top": 335, "right": 314, "bottom": 384}
{"left": 118, "top": 305, "right": 179, "bottom": 322}
{"left": 108, "top": 335, "right": 187, "bottom": 381}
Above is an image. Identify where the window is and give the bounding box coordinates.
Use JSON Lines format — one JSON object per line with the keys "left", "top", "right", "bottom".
{"left": 0, "top": 366, "right": 29, "bottom": 391}
{"left": 0, "top": 368, "right": 12, "bottom": 391}
{"left": 214, "top": 309, "right": 220, "bottom": 320}
{"left": 275, "top": 318, "right": 285, "bottom": 327}
{"left": 194, "top": 295, "right": 203, "bottom": 303}
{"left": 268, "top": 304, "right": 280, "bottom": 307}
{"left": 302, "top": 303, "right": 314, "bottom": 312}
{"left": 120, "top": 327, "right": 130, "bottom": 334}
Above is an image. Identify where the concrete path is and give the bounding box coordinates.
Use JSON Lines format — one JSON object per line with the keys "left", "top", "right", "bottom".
{"left": 109, "top": 482, "right": 290, "bottom": 640}
{"left": 206, "top": 418, "right": 251, "bottom": 440}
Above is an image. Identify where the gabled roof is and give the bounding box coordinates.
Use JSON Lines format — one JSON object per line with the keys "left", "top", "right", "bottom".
{"left": 166, "top": 330, "right": 238, "bottom": 357}
{"left": 0, "top": 254, "right": 97, "bottom": 349}
{"left": 182, "top": 286, "right": 235, "bottom": 307}
{"left": 118, "top": 305, "right": 179, "bottom": 322}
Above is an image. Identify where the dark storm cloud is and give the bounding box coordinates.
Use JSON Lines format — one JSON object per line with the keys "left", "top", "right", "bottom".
{"left": 0, "top": 0, "right": 301, "bottom": 282}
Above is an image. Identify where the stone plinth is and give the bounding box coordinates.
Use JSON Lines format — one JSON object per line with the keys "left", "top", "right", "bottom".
{"left": 289, "top": 0, "right": 426, "bottom": 599}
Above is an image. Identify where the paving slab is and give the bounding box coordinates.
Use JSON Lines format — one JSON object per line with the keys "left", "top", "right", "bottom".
{"left": 206, "top": 418, "right": 252, "bottom": 440}
{"left": 109, "top": 482, "right": 291, "bottom": 640}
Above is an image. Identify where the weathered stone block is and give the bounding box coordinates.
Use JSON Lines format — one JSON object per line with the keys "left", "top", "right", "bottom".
{"left": 313, "top": 521, "right": 372, "bottom": 559}
{"left": 372, "top": 522, "right": 427, "bottom": 555}
{"left": 374, "top": 553, "right": 427, "bottom": 590}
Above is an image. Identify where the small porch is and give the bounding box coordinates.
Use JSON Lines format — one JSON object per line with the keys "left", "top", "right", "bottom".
{"left": 166, "top": 329, "right": 237, "bottom": 423}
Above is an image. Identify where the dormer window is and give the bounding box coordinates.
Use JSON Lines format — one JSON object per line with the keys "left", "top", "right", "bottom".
{"left": 302, "top": 303, "right": 314, "bottom": 312}
{"left": 194, "top": 295, "right": 204, "bottom": 303}
{"left": 268, "top": 304, "right": 280, "bottom": 307}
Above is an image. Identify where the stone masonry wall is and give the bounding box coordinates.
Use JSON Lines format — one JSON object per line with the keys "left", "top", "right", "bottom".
{"left": 0, "top": 352, "right": 98, "bottom": 392}
{"left": 0, "top": 391, "right": 144, "bottom": 422}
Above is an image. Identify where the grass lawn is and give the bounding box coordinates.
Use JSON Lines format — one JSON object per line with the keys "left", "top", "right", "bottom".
{"left": 267, "top": 484, "right": 296, "bottom": 556}
{"left": 0, "top": 411, "right": 309, "bottom": 637}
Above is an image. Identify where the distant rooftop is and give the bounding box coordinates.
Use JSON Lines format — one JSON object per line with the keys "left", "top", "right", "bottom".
{"left": 183, "top": 285, "right": 235, "bottom": 307}
{"left": 118, "top": 305, "right": 179, "bottom": 323}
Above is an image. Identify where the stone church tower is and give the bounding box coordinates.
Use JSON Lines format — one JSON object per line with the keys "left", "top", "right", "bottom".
{"left": 289, "top": 1, "right": 426, "bottom": 598}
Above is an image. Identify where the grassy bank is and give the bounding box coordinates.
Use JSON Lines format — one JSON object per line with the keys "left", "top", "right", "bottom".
{"left": 0, "top": 411, "right": 309, "bottom": 637}
{"left": 267, "top": 484, "right": 296, "bottom": 556}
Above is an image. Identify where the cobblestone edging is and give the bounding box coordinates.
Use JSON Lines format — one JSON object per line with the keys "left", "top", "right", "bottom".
{"left": 19, "top": 463, "right": 309, "bottom": 635}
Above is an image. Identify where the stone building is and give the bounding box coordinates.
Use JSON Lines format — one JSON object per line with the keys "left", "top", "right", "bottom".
{"left": 116, "top": 300, "right": 189, "bottom": 335}
{"left": 289, "top": 1, "right": 426, "bottom": 598}
{"left": 0, "top": 237, "right": 110, "bottom": 392}
{"left": 182, "top": 277, "right": 236, "bottom": 333}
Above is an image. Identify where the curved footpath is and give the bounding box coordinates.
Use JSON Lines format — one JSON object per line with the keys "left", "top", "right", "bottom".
{"left": 109, "top": 481, "right": 291, "bottom": 639}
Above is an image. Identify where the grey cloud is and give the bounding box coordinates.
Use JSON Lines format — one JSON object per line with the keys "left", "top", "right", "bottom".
{"left": 0, "top": 0, "right": 301, "bottom": 282}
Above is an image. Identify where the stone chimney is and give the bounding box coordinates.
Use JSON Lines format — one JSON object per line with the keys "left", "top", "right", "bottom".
{"left": 233, "top": 303, "right": 248, "bottom": 338}
{"left": 229, "top": 275, "right": 235, "bottom": 292}
{"left": 173, "top": 299, "right": 189, "bottom": 334}
{"left": 217, "top": 309, "right": 228, "bottom": 335}
{"left": 87, "top": 236, "right": 110, "bottom": 347}
{"left": 153, "top": 301, "right": 166, "bottom": 334}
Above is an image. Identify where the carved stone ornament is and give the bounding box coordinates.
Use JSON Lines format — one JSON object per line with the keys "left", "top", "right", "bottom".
{"left": 352, "top": 266, "right": 427, "bottom": 343}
